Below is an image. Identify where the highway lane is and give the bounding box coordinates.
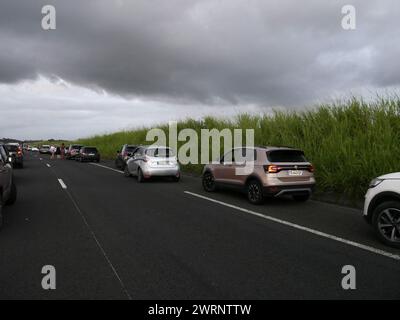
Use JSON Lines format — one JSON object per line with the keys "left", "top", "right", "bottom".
{"left": 0, "top": 154, "right": 399, "bottom": 299}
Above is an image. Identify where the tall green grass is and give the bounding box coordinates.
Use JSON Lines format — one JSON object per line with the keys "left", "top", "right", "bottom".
{"left": 77, "top": 97, "right": 400, "bottom": 200}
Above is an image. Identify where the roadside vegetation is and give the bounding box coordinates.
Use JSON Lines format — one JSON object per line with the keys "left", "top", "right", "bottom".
{"left": 77, "top": 97, "right": 400, "bottom": 201}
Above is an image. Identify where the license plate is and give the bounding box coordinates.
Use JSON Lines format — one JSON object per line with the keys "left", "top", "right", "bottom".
{"left": 89, "top": 153, "right": 95, "bottom": 156}
{"left": 289, "top": 170, "right": 303, "bottom": 176}
{"left": 158, "top": 161, "right": 169, "bottom": 165}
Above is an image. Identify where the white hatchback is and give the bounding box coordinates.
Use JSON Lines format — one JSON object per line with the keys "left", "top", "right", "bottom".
{"left": 125, "top": 146, "right": 180, "bottom": 182}
{"left": 364, "top": 172, "right": 400, "bottom": 248}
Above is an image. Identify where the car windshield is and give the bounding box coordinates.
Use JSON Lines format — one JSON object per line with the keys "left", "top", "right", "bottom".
{"left": 72, "top": 145, "right": 82, "bottom": 150}
{"left": 146, "top": 147, "right": 174, "bottom": 157}
{"left": 267, "top": 150, "right": 307, "bottom": 162}
{"left": 84, "top": 148, "right": 97, "bottom": 153}
{"left": 5, "top": 145, "right": 19, "bottom": 152}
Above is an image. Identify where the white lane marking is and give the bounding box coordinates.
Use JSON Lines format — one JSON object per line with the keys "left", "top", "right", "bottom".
{"left": 89, "top": 162, "right": 124, "bottom": 174}
{"left": 184, "top": 191, "right": 400, "bottom": 261}
{"left": 46, "top": 163, "right": 51, "bottom": 168}
{"left": 58, "top": 179, "right": 67, "bottom": 189}
{"left": 63, "top": 189, "right": 132, "bottom": 300}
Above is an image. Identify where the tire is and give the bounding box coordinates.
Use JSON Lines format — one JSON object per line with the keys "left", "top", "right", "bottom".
{"left": 6, "top": 182, "right": 17, "bottom": 206}
{"left": 246, "top": 179, "right": 264, "bottom": 205}
{"left": 172, "top": 175, "right": 180, "bottom": 182}
{"left": 202, "top": 171, "right": 217, "bottom": 192}
{"left": 124, "top": 166, "right": 131, "bottom": 177}
{"left": 137, "top": 168, "right": 145, "bottom": 183}
{"left": 292, "top": 194, "right": 310, "bottom": 202}
{"left": 372, "top": 201, "right": 400, "bottom": 248}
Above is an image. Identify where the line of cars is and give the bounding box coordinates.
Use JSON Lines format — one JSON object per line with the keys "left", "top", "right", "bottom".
{"left": 111, "top": 144, "right": 400, "bottom": 248}
{"left": 65, "top": 145, "right": 101, "bottom": 162}
{"left": 0, "top": 143, "right": 18, "bottom": 229}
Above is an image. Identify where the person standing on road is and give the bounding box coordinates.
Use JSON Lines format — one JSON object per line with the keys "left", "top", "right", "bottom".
{"left": 50, "top": 145, "right": 56, "bottom": 160}
{"left": 61, "top": 143, "right": 65, "bottom": 160}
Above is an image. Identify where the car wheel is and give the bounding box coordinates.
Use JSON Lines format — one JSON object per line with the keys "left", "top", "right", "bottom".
{"left": 172, "top": 175, "right": 180, "bottom": 182}
{"left": 372, "top": 201, "right": 400, "bottom": 248}
{"left": 202, "top": 172, "right": 216, "bottom": 192}
{"left": 292, "top": 194, "right": 310, "bottom": 202}
{"left": 246, "top": 179, "right": 264, "bottom": 205}
{"left": 124, "top": 166, "right": 131, "bottom": 177}
{"left": 137, "top": 168, "right": 145, "bottom": 183}
{"left": 6, "top": 182, "right": 17, "bottom": 206}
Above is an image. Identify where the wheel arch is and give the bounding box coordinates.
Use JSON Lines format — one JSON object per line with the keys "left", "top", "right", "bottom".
{"left": 367, "top": 191, "right": 400, "bottom": 223}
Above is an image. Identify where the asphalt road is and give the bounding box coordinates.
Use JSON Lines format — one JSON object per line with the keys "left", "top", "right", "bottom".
{"left": 0, "top": 153, "right": 399, "bottom": 299}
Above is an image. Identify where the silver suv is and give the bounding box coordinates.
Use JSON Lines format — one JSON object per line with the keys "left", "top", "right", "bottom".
{"left": 124, "top": 146, "right": 180, "bottom": 182}
{"left": 0, "top": 144, "right": 17, "bottom": 229}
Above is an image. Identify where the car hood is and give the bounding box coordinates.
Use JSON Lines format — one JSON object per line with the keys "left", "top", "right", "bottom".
{"left": 378, "top": 172, "right": 400, "bottom": 180}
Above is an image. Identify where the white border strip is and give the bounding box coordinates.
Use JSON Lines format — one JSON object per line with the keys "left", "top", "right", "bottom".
{"left": 90, "top": 163, "right": 124, "bottom": 174}
{"left": 184, "top": 191, "right": 400, "bottom": 261}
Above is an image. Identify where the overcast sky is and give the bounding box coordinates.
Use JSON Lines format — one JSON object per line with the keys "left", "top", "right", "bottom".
{"left": 0, "top": 0, "right": 399, "bottom": 140}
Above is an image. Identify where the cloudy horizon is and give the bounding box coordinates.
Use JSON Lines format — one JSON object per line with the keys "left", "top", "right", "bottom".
{"left": 1, "top": 0, "right": 399, "bottom": 140}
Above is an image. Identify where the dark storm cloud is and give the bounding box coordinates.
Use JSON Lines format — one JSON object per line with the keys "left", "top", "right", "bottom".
{"left": 0, "top": 0, "right": 399, "bottom": 106}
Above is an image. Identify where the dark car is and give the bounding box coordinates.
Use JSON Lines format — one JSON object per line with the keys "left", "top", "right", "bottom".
{"left": 115, "top": 144, "right": 138, "bottom": 170}
{"left": 5, "top": 143, "right": 24, "bottom": 168}
{"left": 66, "top": 144, "right": 83, "bottom": 160}
{"left": 0, "top": 144, "right": 17, "bottom": 229}
{"left": 76, "top": 147, "right": 100, "bottom": 163}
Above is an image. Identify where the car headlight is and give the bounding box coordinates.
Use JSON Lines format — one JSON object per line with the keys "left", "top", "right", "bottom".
{"left": 369, "top": 178, "right": 383, "bottom": 188}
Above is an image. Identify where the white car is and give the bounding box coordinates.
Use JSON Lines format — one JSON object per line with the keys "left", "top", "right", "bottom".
{"left": 31, "top": 147, "right": 39, "bottom": 152}
{"left": 364, "top": 172, "right": 400, "bottom": 248}
{"left": 124, "top": 146, "right": 180, "bottom": 182}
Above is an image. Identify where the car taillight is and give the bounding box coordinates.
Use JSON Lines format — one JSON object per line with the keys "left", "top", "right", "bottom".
{"left": 308, "top": 164, "right": 315, "bottom": 172}
{"left": 264, "top": 164, "right": 280, "bottom": 173}
{"left": 123, "top": 152, "right": 127, "bottom": 157}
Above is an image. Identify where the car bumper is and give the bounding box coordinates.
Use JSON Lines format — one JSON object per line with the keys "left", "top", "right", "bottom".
{"left": 142, "top": 166, "right": 180, "bottom": 178}
{"left": 263, "top": 183, "right": 316, "bottom": 197}
{"left": 81, "top": 156, "right": 99, "bottom": 161}
{"left": 363, "top": 188, "right": 374, "bottom": 222}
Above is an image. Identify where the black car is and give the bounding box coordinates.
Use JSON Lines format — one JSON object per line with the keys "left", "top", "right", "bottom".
{"left": 5, "top": 144, "right": 24, "bottom": 168}
{"left": 115, "top": 144, "right": 138, "bottom": 169}
{"left": 76, "top": 147, "right": 100, "bottom": 163}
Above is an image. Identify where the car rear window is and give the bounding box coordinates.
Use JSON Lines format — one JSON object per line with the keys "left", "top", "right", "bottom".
{"left": 84, "top": 148, "right": 98, "bottom": 153}
{"left": 267, "top": 150, "right": 307, "bottom": 162}
{"left": 72, "top": 145, "right": 82, "bottom": 149}
{"left": 146, "top": 148, "right": 174, "bottom": 157}
{"left": 5, "top": 145, "right": 19, "bottom": 152}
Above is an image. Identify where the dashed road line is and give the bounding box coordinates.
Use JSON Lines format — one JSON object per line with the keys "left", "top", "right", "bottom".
{"left": 184, "top": 191, "right": 400, "bottom": 261}
{"left": 58, "top": 178, "right": 67, "bottom": 190}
